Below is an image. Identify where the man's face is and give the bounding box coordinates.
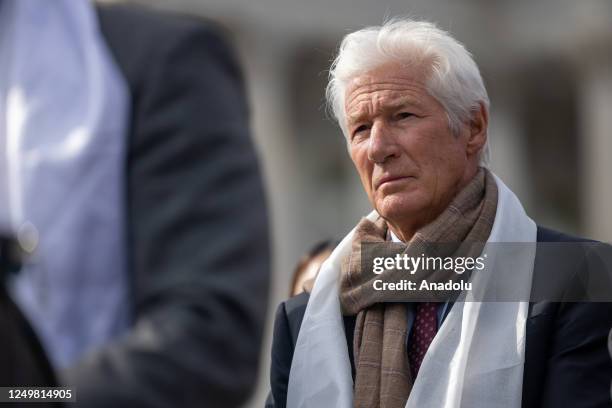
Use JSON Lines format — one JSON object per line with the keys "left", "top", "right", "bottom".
{"left": 345, "top": 62, "right": 479, "bottom": 238}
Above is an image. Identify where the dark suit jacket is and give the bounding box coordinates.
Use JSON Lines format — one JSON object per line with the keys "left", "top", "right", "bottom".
{"left": 268, "top": 227, "right": 612, "bottom": 408}
{"left": 0, "top": 274, "right": 60, "bottom": 408}
{"left": 63, "top": 4, "right": 270, "bottom": 408}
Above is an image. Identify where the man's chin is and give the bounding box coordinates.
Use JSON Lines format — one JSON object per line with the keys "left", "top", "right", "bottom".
{"left": 375, "top": 198, "right": 426, "bottom": 223}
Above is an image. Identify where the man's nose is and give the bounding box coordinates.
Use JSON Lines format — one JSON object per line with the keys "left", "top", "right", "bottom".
{"left": 367, "top": 122, "right": 399, "bottom": 164}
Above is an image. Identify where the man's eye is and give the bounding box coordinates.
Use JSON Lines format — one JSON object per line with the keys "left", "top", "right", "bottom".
{"left": 352, "top": 124, "right": 370, "bottom": 137}
{"left": 396, "top": 112, "right": 414, "bottom": 120}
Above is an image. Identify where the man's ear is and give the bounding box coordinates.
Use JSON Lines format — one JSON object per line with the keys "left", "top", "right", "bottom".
{"left": 466, "top": 102, "right": 488, "bottom": 157}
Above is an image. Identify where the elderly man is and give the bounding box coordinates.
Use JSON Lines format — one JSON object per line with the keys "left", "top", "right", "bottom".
{"left": 268, "top": 19, "right": 612, "bottom": 408}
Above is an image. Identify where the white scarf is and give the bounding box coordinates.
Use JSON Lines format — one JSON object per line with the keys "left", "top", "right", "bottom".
{"left": 0, "top": 0, "right": 131, "bottom": 368}
{"left": 288, "top": 174, "right": 537, "bottom": 408}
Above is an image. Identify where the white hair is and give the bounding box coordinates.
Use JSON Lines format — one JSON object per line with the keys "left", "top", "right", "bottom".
{"left": 326, "top": 18, "right": 491, "bottom": 166}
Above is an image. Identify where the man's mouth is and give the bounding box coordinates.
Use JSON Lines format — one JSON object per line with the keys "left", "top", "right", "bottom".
{"left": 375, "top": 175, "right": 415, "bottom": 190}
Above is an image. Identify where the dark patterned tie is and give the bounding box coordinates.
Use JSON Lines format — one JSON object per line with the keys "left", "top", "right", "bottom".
{"left": 408, "top": 302, "right": 438, "bottom": 379}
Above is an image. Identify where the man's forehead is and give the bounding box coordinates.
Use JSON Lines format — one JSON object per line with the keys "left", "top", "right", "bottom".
{"left": 345, "top": 62, "right": 429, "bottom": 92}
{"left": 344, "top": 64, "right": 430, "bottom": 119}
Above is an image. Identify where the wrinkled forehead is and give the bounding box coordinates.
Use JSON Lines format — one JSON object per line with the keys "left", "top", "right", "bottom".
{"left": 343, "top": 62, "right": 435, "bottom": 116}
{"left": 345, "top": 61, "right": 431, "bottom": 99}
{"left": 347, "top": 60, "right": 428, "bottom": 84}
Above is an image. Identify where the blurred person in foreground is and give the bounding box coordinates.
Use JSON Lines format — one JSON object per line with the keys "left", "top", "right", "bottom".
{"left": 268, "top": 19, "right": 612, "bottom": 408}
{"left": 0, "top": 0, "right": 269, "bottom": 407}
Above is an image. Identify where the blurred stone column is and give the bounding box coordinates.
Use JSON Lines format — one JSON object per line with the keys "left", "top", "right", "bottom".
{"left": 234, "top": 28, "right": 305, "bottom": 408}
{"left": 488, "top": 102, "right": 533, "bottom": 212}
{"left": 579, "top": 44, "right": 612, "bottom": 242}
{"left": 486, "top": 66, "right": 535, "bottom": 214}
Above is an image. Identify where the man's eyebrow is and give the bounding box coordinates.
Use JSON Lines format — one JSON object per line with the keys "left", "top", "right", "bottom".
{"left": 385, "top": 96, "right": 423, "bottom": 110}
{"left": 347, "top": 97, "right": 423, "bottom": 123}
{"left": 346, "top": 109, "right": 369, "bottom": 125}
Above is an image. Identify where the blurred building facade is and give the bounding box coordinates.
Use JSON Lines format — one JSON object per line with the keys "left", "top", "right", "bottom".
{"left": 104, "top": 0, "right": 612, "bottom": 406}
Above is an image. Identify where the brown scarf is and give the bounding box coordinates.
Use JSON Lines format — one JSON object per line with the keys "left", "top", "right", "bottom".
{"left": 339, "top": 168, "right": 498, "bottom": 408}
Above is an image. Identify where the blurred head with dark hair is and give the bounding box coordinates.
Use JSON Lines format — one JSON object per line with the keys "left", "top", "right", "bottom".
{"left": 290, "top": 240, "right": 337, "bottom": 296}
